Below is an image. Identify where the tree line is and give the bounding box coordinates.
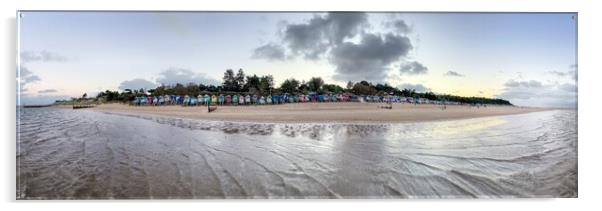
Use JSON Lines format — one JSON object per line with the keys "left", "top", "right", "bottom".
{"left": 79, "top": 68, "right": 511, "bottom": 105}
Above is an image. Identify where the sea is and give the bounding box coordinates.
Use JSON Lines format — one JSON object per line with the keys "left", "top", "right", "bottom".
{"left": 16, "top": 107, "right": 577, "bottom": 199}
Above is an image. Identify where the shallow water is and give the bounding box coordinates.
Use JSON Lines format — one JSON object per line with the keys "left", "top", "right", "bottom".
{"left": 17, "top": 108, "right": 577, "bottom": 199}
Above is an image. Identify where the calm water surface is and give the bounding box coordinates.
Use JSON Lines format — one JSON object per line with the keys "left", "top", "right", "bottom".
{"left": 17, "top": 108, "right": 577, "bottom": 199}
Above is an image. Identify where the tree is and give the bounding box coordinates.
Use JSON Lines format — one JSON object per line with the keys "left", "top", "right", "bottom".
{"left": 245, "top": 74, "right": 261, "bottom": 94}
{"left": 174, "top": 83, "right": 187, "bottom": 95}
{"left": 346, "top": 81, "right": 354, "bottom": 90}
{"left": 298, "top": 81, "right": 309, "bottom": 94}
{"left": 280, "top": 78, "right": 300, "bottom": 94}
{"left": 235, "top": 69, "right": 246, "bottom": 92}
{"left": 222, "top": 69, "right": 236, "bottom": 91}
{"left": 307, "top": 77, "right": 324, "bottom": 93}
{"left": 322, "top": 84, "right": 344, "bottom": 93}
{"left": 400, "top": 88, "right": 416, "bottom": 97}
{"left": 259, "top": 75, "right": 274, "bottom": 95}
{"left": 351, "top": 82, "right": 377, "bottom": 95}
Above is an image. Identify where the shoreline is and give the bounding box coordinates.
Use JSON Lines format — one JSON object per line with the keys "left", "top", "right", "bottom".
{"left": 77, "top": 103, "right": 551, "bottom": 124}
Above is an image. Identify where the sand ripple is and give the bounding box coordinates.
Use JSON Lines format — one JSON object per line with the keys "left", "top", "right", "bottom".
{"left": 17, "top": 108, "right": 577, "bottom": 199}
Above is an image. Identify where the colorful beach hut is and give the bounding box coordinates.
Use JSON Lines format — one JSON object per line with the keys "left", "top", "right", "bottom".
{"left": 211, "top": 95, "right": 217, "bottom": 105}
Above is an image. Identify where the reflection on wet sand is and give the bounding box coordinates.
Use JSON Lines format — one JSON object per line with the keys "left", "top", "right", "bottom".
{"left": 17, "top": 108, "right": 577, "bottom": 199}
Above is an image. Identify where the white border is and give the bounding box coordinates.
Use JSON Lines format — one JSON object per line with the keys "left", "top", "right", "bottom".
{"left": 2, "top": 0, "right": 600, "bottom": 210}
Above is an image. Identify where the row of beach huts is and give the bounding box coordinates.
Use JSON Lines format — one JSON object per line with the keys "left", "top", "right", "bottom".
{"left": 131, "top": 93, "right": 461, "bottom": 106}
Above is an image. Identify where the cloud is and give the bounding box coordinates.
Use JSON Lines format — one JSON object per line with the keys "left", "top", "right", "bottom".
{"left": 255, "top": 12, "right": 420, "bottom": 83}
{"left": 38, "top": 89, "right": 58, "bottom": 94}
{"left": 547, "top": 64, "right": 578, "bottom": 81}
{"left": 18, "top": 66, "right": 41, "bottom": 95}
{"left": 399, "top": 61, "right": 428, "bottom": 75}
{"left": 497, "top": 79, "right": 577, "bottom": 108}
{"left": 251, "top": 43, "right": 286, "bottom": 61}
{"left": 558, "top": 83, "right": 577, "bottom": 93}
{"left": 384, "top": 19, "right": 411, "bottom": 34}
{"left": 399, "top": 83, "right": 430, "bottom": 92}
{"left": 281, "top": 12, "right": 368, "bottom": 60}
{"left": 503, "top": 79, "right": 542, "bottom": 88}
{"left": 20, "top": 50, "right": 67, "bottom": 63}
{"left": 331, "top": 33, "right": 413, "bottom": 81}
{"left": 444, "top": 71, "right": 464, "bottom": 77}
{"left": 547, "top": 70, "right": 568, "bottom": 77}
{"left": 118, "top": 78, "right": 157, "bottom": 91}
{"left": 19, "top": 66, "right": 40, "bottom": 84}
{"left": 156, "top": 67, "right": 220, "bottom": 86}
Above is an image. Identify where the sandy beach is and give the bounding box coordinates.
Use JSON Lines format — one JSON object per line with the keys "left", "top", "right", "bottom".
{"left": 87, "top": 102, "right": 548, "bottom": 123}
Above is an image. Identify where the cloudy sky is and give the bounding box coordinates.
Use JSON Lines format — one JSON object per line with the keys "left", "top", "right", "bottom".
{"left": 18, "top": 12, "right": 577, "bottom": 107}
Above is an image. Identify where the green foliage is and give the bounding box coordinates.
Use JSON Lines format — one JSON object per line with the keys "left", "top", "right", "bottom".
{"left": 307, "top": 77, "right": 324, "bottom": 93}
{"left": 84, "top": 69, "right": 512, "bottom": 106}
{"left": 280, "top": 78, "right": 300, "bottom": 94}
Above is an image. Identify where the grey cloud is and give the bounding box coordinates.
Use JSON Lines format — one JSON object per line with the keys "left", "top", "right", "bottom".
{"left": 444, "top": 71, "right": 464, "bottom": 77}
{"left": 400, "top": 61, "right": 428, "bottom": 75}
{"left": 385, "top": 19, "right": 411, "bottom": 34}
{"left": 19, "top": 66, "right": 40, "bottom": 84}
{"left": 251, "top": 43, "right": 286, "bottom": 61}
{"left": 118, "top": 78, "right": 157, "bottom": 91}
{"left": 20, "top": 50, "right": 67, "bottom": 63}
{"left": 399, "top": 83, "right": 430, "bottom": 92}
{"left": 548, "top": 64, "right": 578, "bottom": 81}
{"left": 282, "top": 12, "right": 368, "bottom": 60}
{"left": 547, "top": 70, "right": 568, "bottom": 77}
{"left": 18, "top": 66, "right": 41, "bottom": 94}
{"left": 156, "top": 67, "right": 220, "bottom": 86}
{"left": 331, "top": 33, "right": 413, "bottom": 82}
{"left": 255, "top": 12, "right": 418, "bottom": 82}
{"left": 558, "top": 83, "right": 577, "bottom": 93}
{"left": 497, "top": 79, "right": 577, "bottom": 108}
{"left": 38, "top": 89, "right": 58, "bottom": 94}
{"left": 504, "top": 79, "right": 542, "bottom": 88}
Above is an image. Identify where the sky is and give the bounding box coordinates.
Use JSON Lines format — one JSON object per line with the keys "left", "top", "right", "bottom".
{"left": 17, "top": 11, "right": 577, "bottom": 107}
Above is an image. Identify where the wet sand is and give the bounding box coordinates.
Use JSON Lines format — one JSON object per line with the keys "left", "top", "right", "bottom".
{"left": 88, "top": 103, "right": 547, "bottom": 123}
{"left": 18, "top": 108, "right": 577, "bottom": 198}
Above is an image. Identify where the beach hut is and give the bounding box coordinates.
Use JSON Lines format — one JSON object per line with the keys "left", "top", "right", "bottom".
{"left": 158, "top": 96, "right": 165, "bottom": 105}
{"left": 183, "top": 95, "right": 190, "bottom": 106}
{"left": 280, "top": 95, "right": 286, "bottom": 104}
{"left": 232, "top": 95, "right": 239, "bottom": 105}
{"left": 190, "top": 96, "right": 198, "bottom": 106}
{"left": 252, "top": 95, "right": 258, "bottom": 104}
{"left": 259, "top": 96, "right": 266, "bottom": 104}
{"left": 139, "top": 96, "right": 147, "bottom": 105}
{"left": 132, "top": 97, "right": 140, "bottom": 106}
{"left": 211, "top": 95, "right": 217, "bottom": 105}
{"left": 197, "top": 95, "right": 204, "bottom": 105}
{"left": 224, "top": 95, "right": 232, "bottom": 104}
{"left": 152, "top": 96, "right": 158, "bottom": 105}
{"left": 203, "top": 95, "right": 210, "bottom": 105}
{"left": 218, "top": 94, "right": 224, "bottom": 105}
{"left": 266, "top": 95, "right": 272, "bottom": 104}
{"left": 245, "top": 95, "right": 251, "bottom": 105}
